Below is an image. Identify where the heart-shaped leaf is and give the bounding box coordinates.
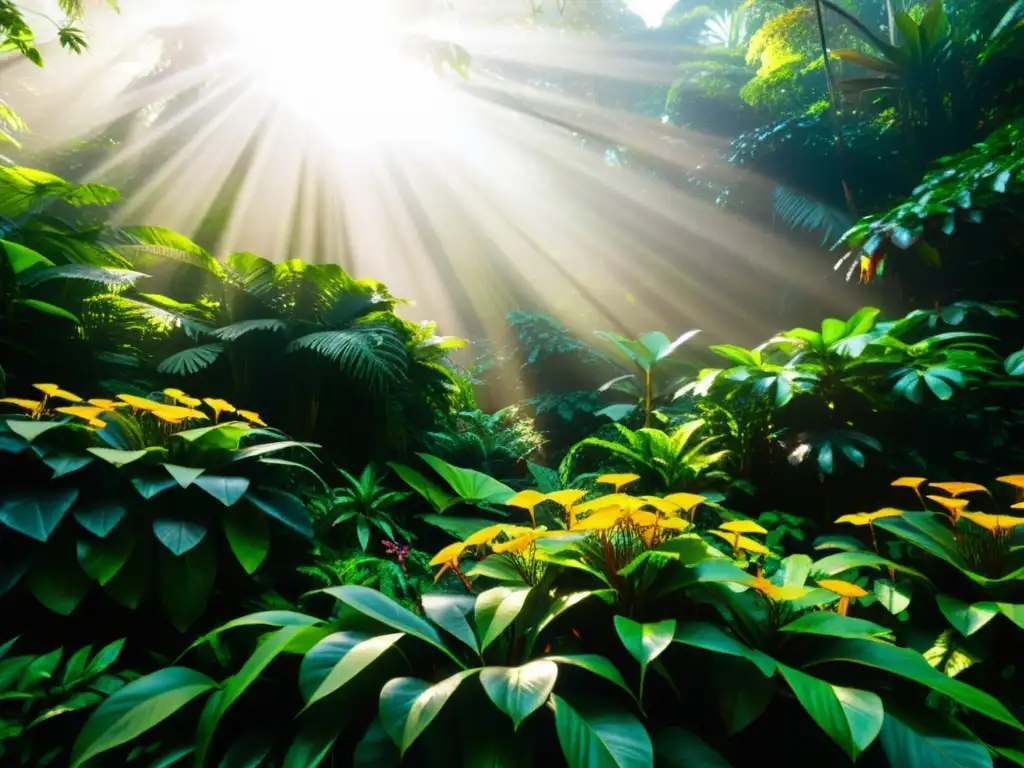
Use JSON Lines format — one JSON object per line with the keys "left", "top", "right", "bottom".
{"left": 299, "top": 631, "right": 404, "bottom": 709}
{"left": 480, "top": 660, "right": 558, "bottom": 730}
{"left": 379, "top": 670, "right": 478, "bottom": 755}
{"left": 0, "top": 488, "right": 78, "bottom": 542}
{"left": 153, "top": 519, "right": 209, "bottom": 556}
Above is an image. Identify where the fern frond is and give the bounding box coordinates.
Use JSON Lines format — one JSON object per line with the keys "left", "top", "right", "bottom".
{"left": 287, "top": 324, "right": 409, "bottom": 390}
{"left": 772, "top": 186, "right": 854, "bottom": 245}
{"left": 208, "top": 318, "right": 288, "bottom": 341}
{"left": 157, "top": 343, "right": 224, "bottom": 375}
{"left": 18, "top": 264, "right": 148, "bottom": 289}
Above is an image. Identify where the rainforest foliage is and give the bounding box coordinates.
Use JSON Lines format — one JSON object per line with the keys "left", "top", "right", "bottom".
{"left": 1, "top": 0, "right": 1024, "bottom": 767}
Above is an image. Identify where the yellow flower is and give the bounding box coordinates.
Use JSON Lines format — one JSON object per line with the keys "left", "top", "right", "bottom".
{"left": 657, "top": 517, "right": 690, "bottom": 531}
{"left": 891, "top": 477, "right": 927, "bottom": 489}
{"left": 573, "top": 507, "right": 625, "bottom": 532}
{"left": 429, "top": 540, "right": 467, "bottom": 567}
{"left": 927, "top": 495, "right": 969, "bottom": 520}
{"left": 719, "top": 519, "right": 768, "bottom": 535}
{"left": 817, "top": 579, "right": 868, "bottom": 616}
{"left": 709, "top": 530, "right": 770, "bottom": 555}
{"left": 492, "top": 528, "right": 560, "bottom": 554}
{"left": 56, "top": 405, "right": 106, "bottom": 422}
{"left": 150, "top": 405, "right": 208, "bottom": 424}
{"left": 203, "top": 398, "right": 237, "bottom": 420}
{"left": 639, "top": 496, "right": 684, "bottom": 515}
{"left": 960, "top": 512, "right": 1024, "bottom": 533}
{"left": 996, "top": 475, "right": 1024, "bottom": 489}
{"left": 546, "top": 489, "right": 588, "bottom": 528}
{"left": 750, "top": 577, "right": 809, "bottom": 601}
{"left": 88, "top": 399, "right": 129, "bottom": 411}
{"left": 117, "top": 394, "right": 164, "bottom": 411}
{"left": 928, "top": 482, "right": 990, "bottom": 497}
{"left": 33, "top": 383, "right": 82, "bottom": 403}
{"left": 0, "top": 398, "right": 43, "bottom": 413}
{"left": 661, "top": 493, "right": 706, "bottom": 517}
{"left": 596, "top": 473, "right": 640, "bottom": 492}
{"left": 464, "top": 524, "right": 532, "bottom": 548}
{"left": 164, "top": 388, "right": 204, "bottom": 408}
{"left": 835, "top": 508, "right": 902, "bottom": 526}
{"left": 237, "top": 409, "right": 267, "bottom": 427}
{"left": 574, "top": 494, "right": 642, "bottom": 516}
{"left": 507, "top": 490, "right": 547, "bottom": 526}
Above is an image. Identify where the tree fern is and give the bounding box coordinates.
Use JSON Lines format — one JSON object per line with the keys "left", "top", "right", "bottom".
{"left": 287, "top": 324, "right": 409, "bottom": 391}
{"left": 772, "top": 185, "right": 854, "bottom": 245}
{"left": 157, "top": 343, "right": 224, "bottom": 375}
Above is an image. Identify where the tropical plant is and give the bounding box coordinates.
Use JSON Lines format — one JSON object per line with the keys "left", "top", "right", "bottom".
{"left": 0, "top": 385, "right": 318, "bottom": 631}
{"left": 0, "top": 635, "right": 131, "bottom": 766}
{"left": 309, "top": 464, "right": 413, "bottom": 552}
{"left": 593, "top": 329, "right": 700, "bottom": 426}
{"left": 422, "top": 406, "right": 544, "bottom": 481}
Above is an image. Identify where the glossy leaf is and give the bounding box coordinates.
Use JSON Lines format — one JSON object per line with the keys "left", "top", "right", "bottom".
{"left": 421, "top": 593, "right": 478, "bottom": 652}
{"left": 779, "top": 613, "right": 892, "bottom": 640}
{"left": 418, "top": 453, "right": 516, "bottom": 505}
{"left": 193, "top": 475, "right": 250, "bottom": 507}
{"left": 70, "top": 667, "right": 216, "bottom": 768}
{"left": 552, "top": 694, "right": 653, "bottom": 768}
{"left": 28, "top": 553, "right": 90, "bottom": 615}
{"left": 153, "top": 518, "right": 208, "bottom": 556}
{"left": 72, "top": 501, "right": 127, "bottom": 538}
{"left": 653, "top": 727, "right": 733, "bottom": 767}
{"left": 299, "top": 631, "right": 404, "bottom": 708}
{"left": 77, "top": 529, "right": 136, "bottom": 585}
{"left": 475, "top": 586, "right": 531, "bottom": 651}
{"left": 673, "top": 622, "right": 776, "bottom": 677}
{"left": 0, "top": 488, "right": 78, "bottom": 542}
{"left": 779, "top": 664, "right": 882, "bottom": 760}
{"left": 544, "top": 655, "right": 634, "bottom": 700}
{"left": 223, "top": 506, "right": 270, "bottom": 574}
{"left": 159, "top": 541, "right": 217, "bottom": 632}
{"left": 246, "top": 487, "right": 313, "bottom": 538}
{"left": 480, "top": 660, "right": 558, "bottom": 730}
{"left": 379, "top": 670, "right": 478, "bottom": 755}
{"left": 879, "top": 708, "right": 992, "bottom": 768}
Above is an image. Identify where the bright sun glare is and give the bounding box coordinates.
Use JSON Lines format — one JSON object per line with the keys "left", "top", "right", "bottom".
{"left": 220, "top": 0, "right": 449, "bottom": 148}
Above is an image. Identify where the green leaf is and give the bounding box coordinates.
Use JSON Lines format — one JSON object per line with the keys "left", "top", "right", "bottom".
{"left": 70, "top": 667, "right": 216, "bottom": 768}
{"left": 246, "top": 487, "right": 313, "bottom": 538}
{"left": 673, "top": 622, "right": 776, "bottom": 677}
{"left": 159, "top": 541, "right": 217, "bottom": 632}
{"left": 353, "top": 717, "right": 400, "bottom": 768}
{"left": 73, "top": 501, "right": 127, "bottom": 538}
{"left": 320, "top": 585, "right": 453, "bottom": 662}
{"left": 543, "top": 655, "right": 634, "bottom": 700}
{"left": 379, "top": 670, "right": 479, "bottom": 755}
{"left": 184, "top": 611, "right": 322, "bottom": 656}
{"left": 85, "top": 638, "right": 125, "bottom": 677}
{"left": 653, "top": 727, "right": 733, "bottom": 767}
{"left": 552, "top": 693, "right": 653, "bottom": 768}
{"left": 102, "top": 536, "right": 152, "bottom": 610}
{"left": 421, "top": 593, "right": 479, "bottom": 653}
{"left": 284, "top": 709, "right": 345, "bottom": 768}
{"left": 874, "top": 579, "right": 912, "bottom": 615}
{"left": 812, "top": 550, "right": 927, "bottom": 581}
{"left": 778, "top": 664, "right": 883, "bottom": 761}
{"left": 163, "top": 464, "right": 205, "bottom": 488}
{"left": 613, "top": 616, "right": 675, "bottom": 698}
{"left": 936, "top": 594, "right": 998, "bottom": 637}
{"left": 87, "top": 447, "right": 159, "bottom": 467}
{"left": 173, "top": 423, "right": 249, "bottom": 451}
{"left": 45, "top": 451, "right": 95, "bottom": 478}
{"left": 879, "top": 708, "right": 992, "bottom": 768}
{"left": 218, "top": 732, "right": 273, "bottom": 768}
{"left": 807, "top": 639, "right": 1022, "bottom": 730}
{"left": 0, "top": 488, "right": 78, "bottom": 541}
{"left": 2, "top": 238, "right": 54, "bottom": 273}
{"left": 193, "top": 475, "right": 250, "bottom": 507}
{"left": 222, "top": 506, "right": 270, "bottom": 574}
{"left": 8, "top": 419, "right": 65, "bottom": 442}
{"left": 480, "top": 660, "right": 558, "bottom": 730}
{"left": 131, "top": 473, "right": 177, "bottom": 500}
{"left": 195, "top": 624, "right": 314, "bottom": 766}
{"left": 77, "top": 528, "right": 136, "bottom": 585}
{"left": 298, "top": 632, "right": 404, "bottom": 709}
{"left": 153, "top": 518, "right": 208, "bottom": 556}
{"left": 779, "top": 613, "right": 893, "bottom": 640}
{"left": 821, "top": 318, "right": 847, "bottom": 346}
{"left": 418, "top": 453, "right": 515, "bottom": 505}
{"left": 62, "top": 644, "right": 93, "bottom": 686}
{"left": 28, "top": 552, "right": 90, "bottom": 615}
{"left": 475, "top": 586, "right": 531, "bottom": 651}
{"left": 1005, "top": 349, "right": 1024, "bottom": 377}
{"left": 713, "top": 657, "right": 773, "bottom": 736}
{"left": 387, "top": 462, "right": 459, "bottom": 513}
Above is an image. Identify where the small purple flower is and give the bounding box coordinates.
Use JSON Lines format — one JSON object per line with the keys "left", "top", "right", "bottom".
{"left": 382, "top": 539, "right": 410, "bottom": 573}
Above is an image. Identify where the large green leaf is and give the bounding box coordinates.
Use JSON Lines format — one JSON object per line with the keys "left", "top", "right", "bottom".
{"left": 387, "top": 462, "right": 459, "bottom": 513}
{"left": 613, "top": 616, "right": 675, "bottom": 698}
{"left": 70, "top": 667, "right": 216, "bottom": 768}
{"left": 475, "top": 586, "right": 531, "bottom": 651}
{"left": 379, "top": 670, "right": 479, "bottom": 755}
{"left": 673, "top": 622, "right": 776, "bottom": 677}
{"left": 418, "top": 453, "right": 515, "bottom": 505}
{"left": 936, "top": 595, "right": 1024, "bottom": 637}
{"left": 163, "top": 464, "right": 205, "bottom": 488}
{"left": 779, "top": 613, "right": 893, "bottom": 640}
{"left": 879, "top": 708, "right": 992, "bottom": 768}
{"left": 245, "top": 487, "right": 313, "bottom": 538}
{"left": 174, "top": 423, "right": 249, "bottom": 451}
{"left": 808, "top": 639, "right": 1022, "bottom": 730}
{"left": 222, "top": 506, "right": 270, "bottom": 575}
{"left": 77, "top": 528, "right": 136, "bottom": 586}
{"left": 812, "top": 550, "right": 927, "bottom": 580}
{"left": 193, "top": 475, "right": 250, "bottom": 507}
{"left": 2, "top": 238, "right": 54, "bottom": 273}
{"left": 153, "top": 518, "right": 208, "bottom": 556}
{"left": 28, "top": 553, "right": 90, "bottom": 615}
{"left": 159, "top": 541, "right": 217, "bottom": 632}
{"left": 653, "top": 727, "right": 733, "bottom": 767}
{"left": 421, "top": 593, "right": 479, "bottom": 652}
{"left": 45, "top": 451, "right": 96, "bottom": 478}
{"left": 321, "top": 585, "right": 455, "bottom": 662}
{"left": 543, "top": 655, "right": 635, "bottom": 700}
{"left": 0, "top": 488, "right": 78, "bottom": 541}
{"left": 298, "top": 631, "right": 404, "bottom": 709}
{"left": 184, "top": 611, "right": 322, "bottom": 657}
{"left": 16, "top": 297, "right": 80, "bottom": 322}
{"left": 196, "top": 624, "right": 315, "bottom": 765}
{"left": 88, "top": 447, "right": 163, "bottom": 468}
{"left": 778, "top": 664, "right": 883, "bottom": 761}
{"left": 713, "top": 656, "right": 774, "bottom": 735}
{"left": 552, "top": 694, "right": 653, "bottom": 768}
{"left": 480, "top": 660, "right": 558, "bottom": 730}
{"left": 102, "top": 536, "right": 152, "bottom": 610}
{"left": 283, "top": 708, "right": 346, "bottom": 768}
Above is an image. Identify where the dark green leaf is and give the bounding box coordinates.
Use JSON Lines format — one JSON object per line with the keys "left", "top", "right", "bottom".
{"left": 0, "top": 488, "right": 78, "bottom": 542}
{"left": 421, "top": 593, "right": 478, "bottom": 652}
{"left": 193, "top": 475, "right": 250, "bottom": 507}
{"left": 379, "top": 671, "right": 478, "bottom": 755}
{"left": 246, "top": 487, "right": 313, "bottom": 538}
{"left": 159, "top": 541, "right": 217, "bottom": 632}
{"left": 298, "top": 631, "right": 404, "bottom": 709}
{"left": 653, "top": 727, "right": 733, "bottom": 767}
{"left": 77, "top": 528, "right": 136, "bottom": 585}
{"left": 879, "top": 708, "right": 992, "bottom": 768}
{"left": 153, "top": 518, "right": 208, "bottom": 556}
{"left": 223, "top": 506, "right": 270, "bottom": 574}
{"left": 552, "top": 694, "right": 653, "bottom": 768}
{"left": 480, "top": 660, "right": 558, "bottom": 730}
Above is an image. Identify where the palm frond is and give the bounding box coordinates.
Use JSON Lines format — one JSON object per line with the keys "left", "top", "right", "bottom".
{"left": 772, "top": 186, "right": 854, "bottom": 246}
{"left": 208, "top": 318, "right": 288, "bottom": 341}
{"left": 287, "top": 324, "right": 409, "bottom": 390}
{"left": 110, "top": 226, "right": 223, "bottom": 276}
{"left": 157, "top": 343, "right": 225, "bottom": 375}
{"left": 18, "top": 264, "right": 148, "bottom": 289}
